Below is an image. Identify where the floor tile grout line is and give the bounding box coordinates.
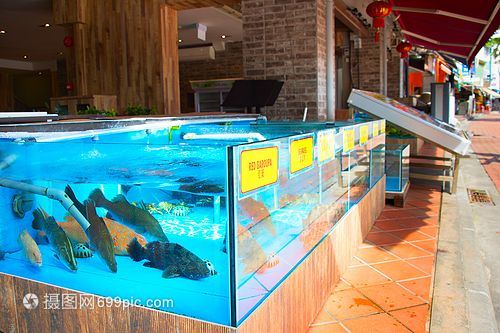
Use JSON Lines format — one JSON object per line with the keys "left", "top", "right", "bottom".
{"left": 397, "top": 275, "right": 433, "bottom": 283}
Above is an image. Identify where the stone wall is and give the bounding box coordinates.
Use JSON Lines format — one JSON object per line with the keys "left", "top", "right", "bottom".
{"left": 242, "top": 0, "right": 329, "bottom": 120}
{"left": 178, "top": 42, "right": 243, "bottom": 113}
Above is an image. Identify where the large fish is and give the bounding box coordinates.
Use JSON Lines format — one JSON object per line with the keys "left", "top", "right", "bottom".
{"left": 127, "top": 238, "right": 216, "bottom": 280}
{"left": 61, "top": 215, "right": 148, "bottom": 256}
{"left": 84, "top": 200, "right": 117, "bottom": 273}
{"left": 32, "top": 209, "right": 77, "bottom": 272}
{"left": 238, "top": 197, "right": 276, "bottom": 236}
{"left": 65, "top": 185, "right": 148, "bottom": 255}
{"left": 89, "top": 188, "right": 168, "bottom": 242}
{"left": 17, "top": 229, "right": 42, "bottom": 267}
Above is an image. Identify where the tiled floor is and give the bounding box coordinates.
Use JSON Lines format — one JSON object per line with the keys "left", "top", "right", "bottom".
{"left": 467, "top": 112, "right": 500, "bottom": 191}
{"left": 308, "top": 183, "right": 442, "bottom": 333}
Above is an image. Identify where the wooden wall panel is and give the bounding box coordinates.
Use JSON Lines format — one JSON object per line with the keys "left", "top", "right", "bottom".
{"left": 0, "top": 274, "right": 19, "bottom": 332}
{"left": 53, "top": 0, "right": 87, "bottom": 24}
{"left": 161, "top": 5, "right": 181, "bottom": 115}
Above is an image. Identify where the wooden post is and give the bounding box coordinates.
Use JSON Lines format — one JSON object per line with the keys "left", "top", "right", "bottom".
{"left": 451, "top": 154, "right": 460, "bottom": 194}
{"left": 160, "top": 5, "right": 181, "bottom": 115}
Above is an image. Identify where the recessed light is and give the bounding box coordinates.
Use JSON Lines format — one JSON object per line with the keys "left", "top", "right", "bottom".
{"left": 0, "top": 30, "right": 6, "bottom": 34}
{"left": 40, "top": 23, "right": 51, "bottom": 27}
{"left": 23, "top": 55, "right": 27, "bottom": 59}
{"left": 178, "top": 39, "right": 182, "bottom": 43}
{"left": 221, "top": 35, "right": 227, "bottom": 39}
{"left": 57, "top": 51, "right": 63, "bottom": 56}
{"left": 38, "top": 72, "right": 42, "bottom": 75}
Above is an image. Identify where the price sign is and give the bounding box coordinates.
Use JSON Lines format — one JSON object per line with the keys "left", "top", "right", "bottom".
{"left": 240, "top": 146, "right": 279, "bottom": 194}
{"left": 318, "top": 130, "right": 335, "bottom": 164}
{"left": 343, "top": 129, "right": 354, "bottom": 153}
{"left": 360, "top": 125, "right": 368, "bottom": 145}
{"left": 290, "top": 135, "right": 314, "bottom": 174}
{"left": 381, "top": 120, "right": 386, "bottom": 133}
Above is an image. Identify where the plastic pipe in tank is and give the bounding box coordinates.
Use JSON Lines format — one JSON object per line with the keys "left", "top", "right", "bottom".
{"left": 0, "top": 178, "right": 90, "bottom": 230}
{"left": 182, "top": 132, "right": 266, "bottom": 142}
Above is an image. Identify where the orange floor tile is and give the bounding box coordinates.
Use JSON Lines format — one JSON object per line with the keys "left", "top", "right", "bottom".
{"left": 308, "top": 180, "right": 442, "bottom": 333}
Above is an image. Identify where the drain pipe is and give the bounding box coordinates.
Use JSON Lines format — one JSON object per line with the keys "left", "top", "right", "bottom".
{"left": 0, "top": 178, "right": 90, "bottom": 230}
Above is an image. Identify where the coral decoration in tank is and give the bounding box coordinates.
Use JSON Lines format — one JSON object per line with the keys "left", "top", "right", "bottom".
{"left": 366, "top": 0, "right": 392, "bottom": 42}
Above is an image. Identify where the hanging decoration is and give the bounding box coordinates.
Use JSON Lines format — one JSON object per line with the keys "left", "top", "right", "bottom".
{"left": 396, "top": 40, "right": 412, "bottom": 58}
{"left": 63, "top": 36, "right": 74, "bottom": 48}
{"left": 366, "top": 0, "right": 392, "bottom": 42}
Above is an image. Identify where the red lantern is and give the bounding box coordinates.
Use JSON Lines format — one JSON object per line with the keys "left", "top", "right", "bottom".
{"left": 65, "top": 82, "right": 74, "bottom": 91}
{"left": 396, "top": 41, "right": 412, "bottom": 58}
{"left": 366, "top": 0, "right": 392, "bottom": 42}
{"left": 63, "top": 35, "right": 74, "bottom": 47}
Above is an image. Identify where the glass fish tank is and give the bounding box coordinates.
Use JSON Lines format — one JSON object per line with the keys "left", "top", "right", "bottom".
{"left": 0, "top": 115, "right": 385, "bottom": 326}
{"left": 383, "top": 143, "right": 410, "bottom": 192}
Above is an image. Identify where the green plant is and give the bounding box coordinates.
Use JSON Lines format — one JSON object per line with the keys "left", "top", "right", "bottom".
{"left": 77, "top": 105, "right": 117, "bottom": 117}
{"left": 386, "top": 124, "right": 413, "bottom": 137}
{"left": 126, "top": 105, "right": 157, "bottom": 116}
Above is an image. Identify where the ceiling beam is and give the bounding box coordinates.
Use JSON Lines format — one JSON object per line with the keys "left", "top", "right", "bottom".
{"left": 402, "top": 30, "right": 474, "bottom": 47}
{"left": 393, "top": 7, "right": 488, "bottom": 25}
{"left": 166, "top": 0, "right": 240, "bottom": 11}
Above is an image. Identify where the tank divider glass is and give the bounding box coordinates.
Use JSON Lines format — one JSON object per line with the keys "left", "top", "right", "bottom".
{"left": 226, "top": 146, "right": 237, "bottom": 327}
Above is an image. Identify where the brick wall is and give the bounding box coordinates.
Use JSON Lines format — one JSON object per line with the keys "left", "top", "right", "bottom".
{"left": 178, "top": 42, "right": 243, "bottom": 113}
{"left": 352, "top": 29, "right": 401, "bottom": 99}
{"left": 242, "top": 0, "right": 329, "bottom": 120}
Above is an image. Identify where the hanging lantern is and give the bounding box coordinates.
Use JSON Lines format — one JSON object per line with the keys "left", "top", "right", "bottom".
{"left": 396, "top": 41, "right": 412, "bottom": 58}
{"left": 63, "top": 35, "right": 74, "bottom": 47}
{"left": 65, "top": 82, "right": 74, "bottom": 91}
{"left": 366, "top": 0, "right": 392, "bottom": 42}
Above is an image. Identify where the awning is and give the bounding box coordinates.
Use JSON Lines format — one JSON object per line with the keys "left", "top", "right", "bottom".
{"left": 483, "top": 87, "right": 500, "bottom": 99}
{"left": 389, "top": 0, "right": 500, "bottom": 65}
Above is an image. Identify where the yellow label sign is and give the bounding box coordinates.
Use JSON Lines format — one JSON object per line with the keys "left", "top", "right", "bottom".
{"left": 343, "top": 129, "right": 354, "bottom": 153}
{"left": 373, "top": 122, "right": 379, "bottom": 137}
{"left": 290, "top": 136, "right": 314, "bottom": 174}
{"left": 318, "top": 130, "right": 335, "bottom": 164}
{"left": 360, "top": 125, "right": 369, "bottom": 145}
{"left": 381, "top": 120, "right": 386, "bottom": 133}
{"left": 240, "top": 146, "right": 279, "bottom": 194}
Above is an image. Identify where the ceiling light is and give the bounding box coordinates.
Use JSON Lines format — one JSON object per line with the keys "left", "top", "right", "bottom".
{"left": 57, "top": 51, "right": 63, "bottom": 56}
{"left": 0, "top": 30, "right": 5, "bottom": 34}
{"left": 221, "top": 35, "right": 227, "bottom": 39}
{"left": 40, "top": 23, "right": 51, "bottom": 28}
{"left": 23, "top": 55, "right": 27, "bottom": 59}
{"left": 38, "top": 72, "right": 42, "bottom": 75}
{"left": 178, "top": 39, "right": 182, "bottom": 43}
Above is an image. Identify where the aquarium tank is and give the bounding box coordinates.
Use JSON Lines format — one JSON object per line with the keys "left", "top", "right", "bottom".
{"left": 0, "top": 116, "right": 385, "bottom": 326}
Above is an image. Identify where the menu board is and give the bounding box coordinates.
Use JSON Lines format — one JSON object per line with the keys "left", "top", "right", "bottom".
{"left": 347, "top": 89, "right": 470, "bottom": 156}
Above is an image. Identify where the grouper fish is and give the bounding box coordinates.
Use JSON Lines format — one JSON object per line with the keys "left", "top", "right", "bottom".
{"left": 127, "top": 238, "right": 216, "bottom": 280}
{"left": 89, "top": 188, "right": 168, "bottom": 242}
{"left": 17, "top": 229, "right": 42, "bottom": 267}
{"left": 32, "top": 209, "right": 77, "bottom": 272}
{"left": 84, "top": 200, "right": 117, "bottom": 273}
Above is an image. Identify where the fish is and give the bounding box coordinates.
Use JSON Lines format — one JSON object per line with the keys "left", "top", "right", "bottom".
{"left": 236, "top": 225, "right": 279, "bottom": 275}
{"left": 0, "top": 251, "right": 5, "bottom": 260}
{"left": 17, "top": 229, "right": 42, "bottom": 267}
{"left": 65, "top": 185, "right": 148, "bottom": 255}
{"left": 73, "top": 243, "right": 93, "bottom": 258}
{"left": 238, "top": 197, "right": 276, "bottom": 236}
{"left": 89, "top": 188, "right": 168, "bottom": 242}
{"left": 61, "top": 215, "right": 148, "bottom": 256}
{"left": 12, "top": 192, "right": 35, "bottom": 218}
{"left": 127, "top": 238, "right": 216, "bottom": 280}
{"left": 32, "top": 208, "right": 77, "bottom": 272}
{"left": 84, "top": 200, "right": 117, "bottom": 272}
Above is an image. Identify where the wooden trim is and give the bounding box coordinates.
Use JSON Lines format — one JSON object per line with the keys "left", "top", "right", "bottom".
{"left": 409, "top": 173, "right": 453, "bottom": 182}
{"left": 410, "top": 162, "right": 451, "bottom": 170}
{"left": 333, "top": 0, "right": 369, "bottom": 37}
{"left": 411, "top": 155, "right": 452, "bottom": 161}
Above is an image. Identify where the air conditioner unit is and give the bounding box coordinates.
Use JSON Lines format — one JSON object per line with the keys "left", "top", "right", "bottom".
{"left": 179, "top": 46, "right": 216, "bottom": 62}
